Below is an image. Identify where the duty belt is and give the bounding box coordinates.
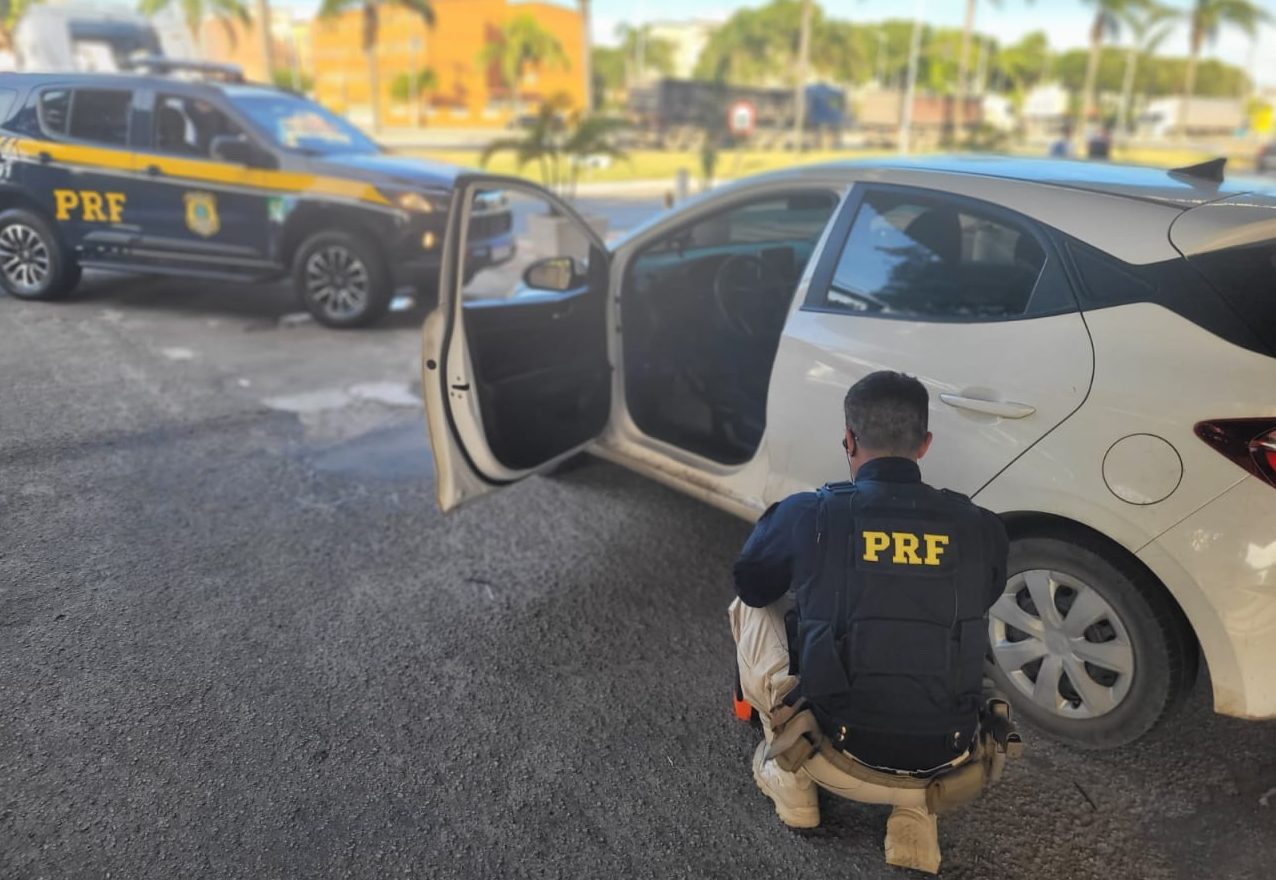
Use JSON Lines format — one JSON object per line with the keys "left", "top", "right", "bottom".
{"left": 765, "top": 697, "right": 1024, "bottom": 815}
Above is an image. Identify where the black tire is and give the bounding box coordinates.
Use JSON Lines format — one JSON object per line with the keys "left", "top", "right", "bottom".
{"left": 987, "top": 533, "right": 1197, "bottom": 750}
{"left": 293, "top": 229, "right": 392, "bottom": 328}
{"left": 0, "top": 208, "right": 80, "bottom": 301}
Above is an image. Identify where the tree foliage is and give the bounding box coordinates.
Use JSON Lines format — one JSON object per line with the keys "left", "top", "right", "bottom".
{"left": 138, "top": 0, "right": 250, "bottom": 41}
{"left": 477, "top": 13, "right": 570, "bottom": 102}
{"left": 390, "top": 67, "right": 438, "bottom": 102}
{"left": 687, "top": 0, "right": 1251, "bottom": 100}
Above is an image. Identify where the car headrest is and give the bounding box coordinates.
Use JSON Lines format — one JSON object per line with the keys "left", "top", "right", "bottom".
{"left": 157, "top": 105, "right": 186, "bottom": 141}
{"left": 904, "top": 209, "right": 962, "bottom": 265}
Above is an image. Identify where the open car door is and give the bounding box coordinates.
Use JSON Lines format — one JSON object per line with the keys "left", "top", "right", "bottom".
{"left": 422, "top": 175, "right": 612, "bottom": 511}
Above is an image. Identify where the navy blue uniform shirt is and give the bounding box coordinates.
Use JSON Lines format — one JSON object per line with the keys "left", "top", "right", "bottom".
{"left": 733, "top": 457, "right": 1007, "bottom": 609}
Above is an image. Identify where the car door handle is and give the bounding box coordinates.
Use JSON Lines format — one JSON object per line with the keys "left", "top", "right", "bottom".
{"left": 145, "top": 164, "right": 163, "bottom": 177}
{"left": 37, "top": 151, "right": 51, "bottom": 164}
{"left": 939, "top": 394, "right": 1036, "bottom": 419}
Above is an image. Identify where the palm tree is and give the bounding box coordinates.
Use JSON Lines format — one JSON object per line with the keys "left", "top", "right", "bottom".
{"left": 477, "top": 14, "right": 570, "bottom": 120}
{"left": 956, "top": 0, "right": 1032, "bottom": 135}
{"left": 615, "top": 23, "right": 676, "bottom": 86}
{"left": 253, "top": 0, "right": 273, "bottom": 84}
{"left": 1179, "top": 0, "right": 1269, "bottom": 137}
{"left": 1077, "top": 0, "right": 1138, "bottom": 142}
{"left": 1116, "top": 1, "right": 1177, "bottom": 135}
{"left": 317, "top": 0, "right": 436, "bottom": 133}
{"left": 138, "top": 0, "right": 251, "bottom": 55}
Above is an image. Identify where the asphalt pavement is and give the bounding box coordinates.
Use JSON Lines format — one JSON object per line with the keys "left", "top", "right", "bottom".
{"left": 3, "top": 193, "right": 1276, "bottom": 880}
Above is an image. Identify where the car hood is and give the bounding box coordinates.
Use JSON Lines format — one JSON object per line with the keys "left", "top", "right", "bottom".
{"left": 308, "top": 151, "right": 470, "bottom": 191}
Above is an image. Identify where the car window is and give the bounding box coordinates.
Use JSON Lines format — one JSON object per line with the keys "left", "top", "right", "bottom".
{"left": 0, "top": 88, "right": 19, "bottom": 124}
{"left": 153, "top": 94, "right": 245, "bottom": 159}
{"left": 67, "top": 89, "right": 131, "bottom": 146}
{"left": 645, "top": 192, "right": 838, "bottom": 255}
{"left": 224, "top": 90, "right": 378, "bottom": 156}
{"left": 38, "top": 89, "right": 71, "bottom": 137}
{"left": 817, "top": 189, "right": 1047, "bottom": 321}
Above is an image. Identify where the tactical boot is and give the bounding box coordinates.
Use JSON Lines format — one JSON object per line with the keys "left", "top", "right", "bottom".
{"left": 751, "top": 741, "right": 819, "bottom": 829}
{"left": 884, "top": 805, "right": 941, "bottom": 875}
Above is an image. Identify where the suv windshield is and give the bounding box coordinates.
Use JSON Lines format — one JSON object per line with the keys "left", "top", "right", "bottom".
{"left": 227, "top": 91, "right": 379, "bottom": 156}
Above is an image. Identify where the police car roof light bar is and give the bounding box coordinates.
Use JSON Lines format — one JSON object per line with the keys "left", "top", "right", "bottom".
{"left": 125, "top": 56, "right": 246, "bottom": 84}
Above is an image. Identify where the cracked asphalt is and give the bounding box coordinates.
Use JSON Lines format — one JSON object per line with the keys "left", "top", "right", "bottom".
{"left": 3, "top": 194, "right": 1276, "bottom": 879}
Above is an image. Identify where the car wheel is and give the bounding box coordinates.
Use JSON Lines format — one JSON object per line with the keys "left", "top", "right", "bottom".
{"left": 986, "top": 534, "right": 1197, "bottom": 750}
{"left": 294, "top": 229, "right": 392, "bottom": 328}
{"left": 0, "top": 208, "right": 80, "bottom": 301}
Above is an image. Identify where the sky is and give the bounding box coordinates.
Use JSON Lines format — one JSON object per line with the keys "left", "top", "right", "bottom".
{"left": 587, "top": 0, "right": 1276, "bottom": 88}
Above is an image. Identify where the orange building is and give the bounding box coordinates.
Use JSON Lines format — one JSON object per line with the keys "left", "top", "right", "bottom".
{"left": 199, "top": 10, "right": 308, "bottom": 86}
{"left": 309, "top": 0, "right": 588, "bottom": 129}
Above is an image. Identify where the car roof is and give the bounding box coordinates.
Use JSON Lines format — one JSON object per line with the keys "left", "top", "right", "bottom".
{"left": 629, "top": 154, "right": 1270, "bottom": 266}
{"left": 802, "top": 154, "right": 1274, "bottom": 208}
{"left": 0, "top": 71, "right": 271, "bottom": 98}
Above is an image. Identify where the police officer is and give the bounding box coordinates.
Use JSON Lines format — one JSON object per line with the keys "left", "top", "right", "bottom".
{"left": 728, "top": 371, "right": 1011, "bottom": 874}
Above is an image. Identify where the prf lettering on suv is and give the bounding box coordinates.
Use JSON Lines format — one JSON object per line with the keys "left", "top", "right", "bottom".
{"left": 0, "top": 62, "right": 515, "bottom": 327}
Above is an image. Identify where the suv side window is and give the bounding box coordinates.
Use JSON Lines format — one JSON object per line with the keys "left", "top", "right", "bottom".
{"left": 38, "top": 89, "right": 71, "bottom": 136}
{"left": 67, "top": 89, "right": 132, "bottom": 145}
{"left": 814, "top": 188, "right": 1051, "bottom": 321}
{"left": 152, "top": 94, "right": 244, "bottom": 159}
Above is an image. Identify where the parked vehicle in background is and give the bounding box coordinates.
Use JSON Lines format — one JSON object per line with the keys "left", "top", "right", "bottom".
{"left": 1137, "top": 97, "right": 1244, "bottom": 139}
{"left": 1257, "top": 142, "right": 1276, "bottom": 175}
{"left": 0, "top": 69, "right": 514, "bottom": 327}
{"left": 424, "top": 157, "right": 1276, "bottom": 750}
{"left": 626, "top": 77, "right": 847, "bottom": 149}
{"left": 12, "top": 5, "right": 193, "bottom": 73}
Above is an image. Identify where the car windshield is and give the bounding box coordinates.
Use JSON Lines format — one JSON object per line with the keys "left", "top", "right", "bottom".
{"left": 227, "top": 92, "right": 379, "bottom": 156}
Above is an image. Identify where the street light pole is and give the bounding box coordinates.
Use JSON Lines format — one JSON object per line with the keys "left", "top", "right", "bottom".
{"left": 900, "top": 0, "right": 924, "bottom": 154}
{"left": 793, "top": 0, "right": 812, "bottom": 152}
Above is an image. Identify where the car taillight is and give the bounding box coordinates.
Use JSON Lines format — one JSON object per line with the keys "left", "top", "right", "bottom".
{"left": 1194, "top": 419, "right": 1276, "bottom": 488}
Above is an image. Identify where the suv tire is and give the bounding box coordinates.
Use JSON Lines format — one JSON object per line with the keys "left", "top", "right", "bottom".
{"left": 0, "top": 208, "right": 81, "bottom": 301}
{"left": 294, "top": 229, "right": 392, "bottom": 328}
{"left": 987, "top": 533, "right": 1197, "bottom": 750}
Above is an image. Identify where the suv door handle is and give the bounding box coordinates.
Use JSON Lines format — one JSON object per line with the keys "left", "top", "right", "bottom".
{"left": 939, "top": 394, "right": 1036, "bottom": 419}
{"left": 37, "top": 151, "right": 51, "bottom": 164}
{"left": 145, "top": 164, "right": 163, "bottom": 177}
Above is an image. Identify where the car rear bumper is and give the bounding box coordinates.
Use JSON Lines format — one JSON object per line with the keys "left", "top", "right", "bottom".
{"left": 1138, "top": 475, "right": 1276, "bottom": 719}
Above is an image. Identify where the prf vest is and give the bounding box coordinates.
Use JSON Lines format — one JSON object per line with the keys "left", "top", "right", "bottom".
{"left": 794, "top": 479, "right": 992, "bottom": 759}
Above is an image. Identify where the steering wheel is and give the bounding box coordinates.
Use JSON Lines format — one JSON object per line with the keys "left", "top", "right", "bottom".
{"left": 712, "top": 253, "right": 771, "bottom": 339}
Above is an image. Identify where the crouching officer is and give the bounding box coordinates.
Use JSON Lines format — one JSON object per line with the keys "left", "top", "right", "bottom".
{"left": 728, "top": 371, "right": 1021, "bottom": 874}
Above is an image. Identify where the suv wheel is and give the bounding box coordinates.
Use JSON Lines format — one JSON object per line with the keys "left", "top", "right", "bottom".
{"left": 0, "top": 208, "right": 81, "bottom": 301}
{"left": 294, "top": 229, "right": 392, "bottom": 328}
{"left": 986, "top": 534, "right": 1197, "bottom": 749}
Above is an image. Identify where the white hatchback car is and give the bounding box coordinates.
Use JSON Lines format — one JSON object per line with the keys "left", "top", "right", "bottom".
{"left": 422, "top": 157, "right": 1276, "bottom": 748}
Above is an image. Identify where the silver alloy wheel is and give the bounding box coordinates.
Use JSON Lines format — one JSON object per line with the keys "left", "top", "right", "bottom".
{"left": 304, "top": 245, "right": 370, "bottom": 319}
{"left": 989, "top": 569, "right": 1135, "bottom": 720}
{"left": 0, "top": 223, "right": 51, "bottom": 295}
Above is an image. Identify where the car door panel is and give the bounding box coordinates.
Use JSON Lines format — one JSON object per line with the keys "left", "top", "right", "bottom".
{"left": 765, "top": 183, "right": 1095, "bottom": 503}
{"left": 127, "top": 93, "right": 274, "bottom": 273}
{"left": 423, "top": 175, "right": 612, "bottom": 511}
{"left": 462, "top": 290, "right": 610, "bottom": 471}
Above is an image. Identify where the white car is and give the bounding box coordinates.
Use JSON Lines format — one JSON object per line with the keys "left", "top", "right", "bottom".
{"left": 422, "top": 157, "right": 1276, "bottom": 748}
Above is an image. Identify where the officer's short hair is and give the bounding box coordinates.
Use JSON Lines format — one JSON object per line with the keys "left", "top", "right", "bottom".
{"left": 843, "top": 371, "right": 929, "bottom": 454}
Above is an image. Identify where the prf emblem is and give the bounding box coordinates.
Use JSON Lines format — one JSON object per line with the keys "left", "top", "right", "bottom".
{"left": 184, "top": 192, "right": 220, "bottom": 237}
{"left": 861, "top": 530, "right": 951, "bottom": 567}
{"left": 54, "top": 189, "right": 126, "bottom": 223}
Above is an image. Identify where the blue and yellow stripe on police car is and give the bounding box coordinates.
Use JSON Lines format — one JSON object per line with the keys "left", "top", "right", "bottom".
{"left": 3, "top": 137, "right": 394, "bottom": 209}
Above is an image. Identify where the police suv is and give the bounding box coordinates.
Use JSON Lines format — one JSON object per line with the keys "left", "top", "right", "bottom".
{"left": 0, "top": 64, "right": 515, "bottom": 327}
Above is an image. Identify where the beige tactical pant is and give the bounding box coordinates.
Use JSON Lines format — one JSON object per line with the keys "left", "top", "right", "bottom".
{"left": 727, "top": 597, "right": 932, "bottom": 809}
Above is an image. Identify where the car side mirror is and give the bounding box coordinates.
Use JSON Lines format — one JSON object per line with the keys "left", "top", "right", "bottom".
{"left": 523, "top": 256, "right": 583, "bottom": 292}
{"left": 210, "top": 134, "right": 256, "bottom": 166}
